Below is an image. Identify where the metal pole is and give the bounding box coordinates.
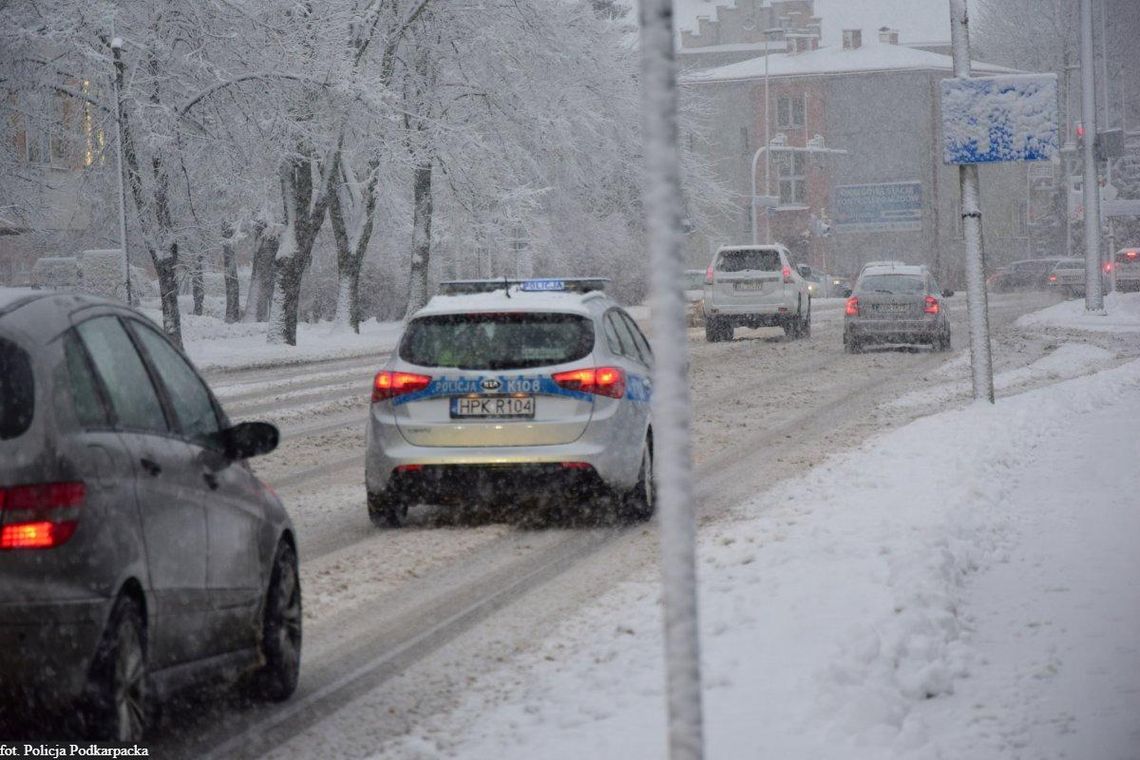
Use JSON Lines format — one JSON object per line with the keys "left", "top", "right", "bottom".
{"left": 638, "top": 1, "right": 703, "bottom": 759}
{"left": 1080, "top": 0, "right": 1105, "bottom": 312}
{"left": 111, "top": 36, "right": 132, "bottom": 306}
{"left": 764, "top": 44, "right": 772, "bottom": 244}
{"left": 750, "top": 147, "right": 764, "bottom": 244}
{"left": 949, "top": 0, "right": 995, "bottom": 403}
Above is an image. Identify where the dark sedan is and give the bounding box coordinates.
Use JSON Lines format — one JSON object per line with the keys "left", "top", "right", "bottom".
{"left": 0, "top": 289, "right": 300, "bottom": 741}
{"left": 843, "top": 265, "right": 952, "bottom": 353}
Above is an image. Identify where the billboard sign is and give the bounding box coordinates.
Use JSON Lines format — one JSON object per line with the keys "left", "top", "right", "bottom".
{"left": 940, "top": 74, "right": 1059, "bottom": 165}
{"left": 832, "top": 182, "right": 923, "bottom": 233}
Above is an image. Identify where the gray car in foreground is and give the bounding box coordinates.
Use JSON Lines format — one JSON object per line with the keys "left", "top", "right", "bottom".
{"left": 0, "top": 289, "right": 299, "bottom": 742}
{"left": 843, "top": 264, "right": 952, "bottom": 353}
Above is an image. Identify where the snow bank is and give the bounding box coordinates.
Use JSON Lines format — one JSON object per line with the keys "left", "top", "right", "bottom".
{"left": 1016, "top": 291, "right": 1140, "bottom": 332}
{"left": 79, "top": 249, "right": 125, "bottom": 300}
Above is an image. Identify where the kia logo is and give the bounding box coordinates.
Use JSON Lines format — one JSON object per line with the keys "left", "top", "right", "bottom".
{"left": 480, "top": 378, "right": 501, "bottom": 391}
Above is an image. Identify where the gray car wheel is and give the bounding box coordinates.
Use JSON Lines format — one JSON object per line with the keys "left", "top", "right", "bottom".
{"left": 251, "top": 542, "right": 302, "bottom": 702}
{"left": 85, "top": 597, "right": 148, "bottom": 743}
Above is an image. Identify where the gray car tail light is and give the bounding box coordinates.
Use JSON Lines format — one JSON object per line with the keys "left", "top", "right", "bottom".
{"left": 0, "top": 481, "right": 86, "bottom": 550}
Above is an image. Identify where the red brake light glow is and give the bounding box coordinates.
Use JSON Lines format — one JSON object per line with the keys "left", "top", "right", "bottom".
{"left": 924, "top": 295, "right": 940, "bottom": 314}
{"left": 1103, "top": 262, "right": 1113, "bottom": 273}
{"left": 372, "top": 371, "right": 432, "bottom": 402}
{"left": 0, "top": 481, "right": 85, "bottom": 550}
{"left": 782, "top": 266, "right": 793, "bottom": 284}
{"left": 705, "top": 264, "right": 714, "bottom": 285}
{"left": 1048, "top": 274, "right": 1057, "bottom": 282}
{"left": 552, "top": 367, "right": 626, "bottom": 399}
{"left": 845, "top": 296, "right": 860, "bottom": 317}
{"left": 1127, "top": 251, "right": 1137, "bottom": 259}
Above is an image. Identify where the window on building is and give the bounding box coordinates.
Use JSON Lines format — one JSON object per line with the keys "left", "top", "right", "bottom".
{"left": 776, "top": 94, "right": 805, "bottom": 128}
{"left": 776, "top": 152, "right": 807, "bottom": 205}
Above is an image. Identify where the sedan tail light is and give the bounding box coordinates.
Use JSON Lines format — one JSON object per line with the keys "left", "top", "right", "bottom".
{"left": 0, "top": 481, "right": 85, "bottom": 550}
{"left": 924, "top": 295, "right": 940, "bottom": 315}
{"left": 552, "top": 367, "right": 626, "bottom": 399}
{"left": 844, "top": 296, "right": 860, "bottom": 317}
{"left": 1048, "top": 274, "right": 1057, "bottom": 282}
{"left": 372, "top": 371, "right": 432, "bottom": 402}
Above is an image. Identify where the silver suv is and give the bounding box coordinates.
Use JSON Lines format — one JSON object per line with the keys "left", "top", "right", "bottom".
{"left": 702, "top": 244, "right": 811, "bottom": 342}
{"left": 364, "top": 278, "right": 655, "bottom": 526}
{"left": 0, "top": 289, "right": 298, "bottom": 741}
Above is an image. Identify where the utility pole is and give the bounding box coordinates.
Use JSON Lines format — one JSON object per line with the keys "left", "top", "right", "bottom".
{"left": 638, "top": 1, "right": 704, "bottom": 759}
{"left": 111, "top": 35, "right": 132, "bottom": 306}
{"left": 1080, "top": 0, "right": 1105, "bottom": 312}
{"left": 949, "top": 0, "right": 994, "bottom": 403}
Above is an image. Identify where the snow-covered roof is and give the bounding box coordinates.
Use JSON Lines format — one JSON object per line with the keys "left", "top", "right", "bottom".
{"left": 677, "top": 40, "right": 785, "bottom": 56}
{"left": 685, "top": 43, "right": 1021, "bottom": 84}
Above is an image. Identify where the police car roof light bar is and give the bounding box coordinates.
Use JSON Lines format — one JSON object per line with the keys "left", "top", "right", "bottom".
{"left": 438, "top": 278, "right": 610, "bottom": 296}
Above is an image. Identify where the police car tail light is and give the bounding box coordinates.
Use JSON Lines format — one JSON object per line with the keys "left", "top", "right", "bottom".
{"left": 552, "top": 367, "right": 626, "bottom": 399}
{"left": 845, "top": 296, "right": 860, "bottom": 317}
{"left": 372, "top": 371, "right": 432, "bottom": 402}
{"left": 923, "top": 295, "right": 940, "bottom": 315}
{"left": 0, "top": 481, "right": 85, "bottom": 550}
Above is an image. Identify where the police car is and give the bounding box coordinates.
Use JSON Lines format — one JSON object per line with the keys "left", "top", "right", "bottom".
{"left": 364, "top": 278, "right": 655, "bottom": 526}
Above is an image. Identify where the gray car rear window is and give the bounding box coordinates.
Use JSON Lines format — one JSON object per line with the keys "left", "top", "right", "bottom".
{"left": 857, "top": 274, "right": 925, "bottom": 295}
{"left": 716, "top": 249, "right": 781, "bottom": 272}
{"left": 400, "top": 313, "right": 594, "bottom": 370}
{"left": 0, "top": 336, "right": 34, "bottom": 440}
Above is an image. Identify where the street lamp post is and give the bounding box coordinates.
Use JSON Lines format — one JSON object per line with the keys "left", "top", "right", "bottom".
{"left": 761, "top": 28, "right": 784, "bottom": 244}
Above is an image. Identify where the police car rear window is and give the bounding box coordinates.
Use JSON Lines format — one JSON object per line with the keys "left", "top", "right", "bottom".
{"left": 0, "top": 335, "right": 34, "bottom": 440}
{"left": 400, "top": 313, "right": 594, "bottom": 370}
{"left": 716, "top": 249, "right": 781, "bottom": 272}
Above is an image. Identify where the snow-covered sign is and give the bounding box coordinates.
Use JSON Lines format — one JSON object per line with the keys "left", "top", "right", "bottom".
{"left": 940, "top": 74, "right": 1059, "bottom": 165}
{"left": 832, "top": 182, "right": 923, "bottom": 233}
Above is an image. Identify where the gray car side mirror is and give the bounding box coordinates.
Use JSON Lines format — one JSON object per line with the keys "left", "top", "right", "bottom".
{"left": 216, "top": 421, "right": 279, "bottom": 460}
{"left": 942, "top": 289, "right": 955, "bottom": 297}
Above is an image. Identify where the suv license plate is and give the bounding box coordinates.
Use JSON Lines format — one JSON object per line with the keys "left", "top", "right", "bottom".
{"left": 450, "top": 395, "right": 535, "bottom": 419}
{"left": 733, "top": 281, "right": 766, "bottom": 291}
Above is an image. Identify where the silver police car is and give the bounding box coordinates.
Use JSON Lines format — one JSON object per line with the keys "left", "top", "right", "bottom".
{"left": 364, "top": 279, "right": 654, "bottom": 526}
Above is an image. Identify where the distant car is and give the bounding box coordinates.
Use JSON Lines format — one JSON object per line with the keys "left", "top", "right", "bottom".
{"left": 702, "top": 244, "right": 812, "bottom": 342}
{"left": 1046, "top": 258, "right": 1109, "bottom": 297}
{"left": 682, "top": 269, "right": 706, "bottom": 303}
{"left": 0, "top": 290, "right": 298, "bottom": 741}
{"left": 843, "top": 263, "right": 952, "bottom": 353}
{"left": 989, "top": 258, "right": 1068, "bottom": 291}
{"left": 364, "top": 278, "right": 655, "bottom": 526}
{"left": 1113, "top": 247, "right": 1140, "bottom": 292}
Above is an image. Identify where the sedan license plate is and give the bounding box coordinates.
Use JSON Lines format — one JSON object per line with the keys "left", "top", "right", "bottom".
{"left": 450, "top": 395, "right": 535, "bottom": 419}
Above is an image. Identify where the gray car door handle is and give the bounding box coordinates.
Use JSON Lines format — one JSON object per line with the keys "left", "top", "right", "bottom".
{"left": 140, "top": 458, "right": 162, "bottom": 476}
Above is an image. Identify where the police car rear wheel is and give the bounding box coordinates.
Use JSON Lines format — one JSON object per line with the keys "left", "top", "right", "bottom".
{"left": 621, "top": 441, "right": 655, "bottom": 522}
{"left": 368, "top": 490, "right": 408, "bottom": 528}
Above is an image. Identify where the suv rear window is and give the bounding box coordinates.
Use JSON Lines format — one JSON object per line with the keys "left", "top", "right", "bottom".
{"left": 400, "top": 313, "right": 594, "bottom": 370}
{"left": 0, "top": 336, "right": 34, "bottom": 440}
{"left": 857, "top": 274, "right": 925, "bottom": 295}
{"left": 716, "top": 249, "right": 781, "bottom": 272}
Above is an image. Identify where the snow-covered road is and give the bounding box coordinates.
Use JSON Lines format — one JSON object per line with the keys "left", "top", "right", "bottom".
{"left": 136, "top": 291, "right": 1140, "bottom": 759}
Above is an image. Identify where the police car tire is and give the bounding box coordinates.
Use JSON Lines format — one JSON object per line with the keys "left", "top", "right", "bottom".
{"left": 368, "top": 491, "right": 408, "bottom": 528}
{"left": 622, "top": 440, "right": 655, "bottom": 522}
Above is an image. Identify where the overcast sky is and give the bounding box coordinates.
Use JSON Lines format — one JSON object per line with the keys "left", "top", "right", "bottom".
{"left": 671, "top": 0, "right": 953, "bottom": 46}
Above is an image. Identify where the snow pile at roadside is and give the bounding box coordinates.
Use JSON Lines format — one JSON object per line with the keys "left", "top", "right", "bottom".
{"left": 374, "top": 360, "right": 1140, "bottom": 759}
{"left": 889, "top": 342, "right": 1118, "bottom": 408}
{"left": 1016, "top": 290, "right": 1140, "bottom": 332}
{"left": 136, "top": 305, "right": 404, "bottom": 372}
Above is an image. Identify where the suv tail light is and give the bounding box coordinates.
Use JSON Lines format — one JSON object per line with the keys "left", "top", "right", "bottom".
{"left": 923, "top": 295, "right": 940, "bottom": 314}
{"left": 552, "top": 367, "right": 626, "bottom": 399}
{"left": 705, "top": 265, "right": 714, "bottom": 285}
{"left": 1048, "top": 274, "right": 1057, "bottom": 282}
{"left": 372, "top": 371, "right": 432, "bottom": 402}
{"left": 844, "top": 296, "right": 859, "bottom": 317}
{"left": 0, "top": 482, "right": 85, "bottom": 550}
{"left": 782, "top": 266, "right": 794, "bottom": 284}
